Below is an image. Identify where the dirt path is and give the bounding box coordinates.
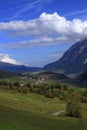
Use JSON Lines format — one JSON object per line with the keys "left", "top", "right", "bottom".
{"left": 52, "top": 110, "right": 65, "bottom": 116}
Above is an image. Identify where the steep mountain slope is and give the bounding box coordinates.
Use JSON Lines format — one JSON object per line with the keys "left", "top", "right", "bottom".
{"left": 0, "top": 61, "right": 41, "bottom": 73}
{"left": 44, "top": 38, "right": 87, "bottom": 74}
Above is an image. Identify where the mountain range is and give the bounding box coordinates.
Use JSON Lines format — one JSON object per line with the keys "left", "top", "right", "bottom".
{"left": 0, "top": 38, "right": 87, "bottom": 75}
{"left": 0, "top": 62, "right": 41, "bottom": 73}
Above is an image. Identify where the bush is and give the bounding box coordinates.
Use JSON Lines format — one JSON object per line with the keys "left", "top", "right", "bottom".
{"left": 83, "top": 89, "right": 87, "bottom": 97}
{"left": 23, "top": 87, "right": 29, "bottom": 94}
{"left": 26, "top": 83, "right": 31, "bottom": 88}
{"left": 66, "top": 96, "right": 81, "bottom": 118}
{"left": 18, "top": 87, "right": 29, "bottom": 94}
{"left": 13, "top": 82, "right": 20, "bottom": 87}
{"left": 81, "top": 96, "right": 87, "bottom": 103}
{"left": 45, "top": 91, "right": 54, "bottom": 98}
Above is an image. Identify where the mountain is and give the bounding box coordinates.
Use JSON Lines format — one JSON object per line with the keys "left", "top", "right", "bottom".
{"left": 0, "top": 69, "right": 18, "bottom": 79}
{"left": 37, "top": 71, "right": 73, "bottom": 81}
{"left": 44, "top": 38, "right": 87, "bottom": 75}
{"left": 0, "top": 61, "right": 41, "bottom": 73}
{"left": 36, "top": 71, "right": 76, "bottom": 85}
{"left": 37, "top": 71, "right": 69, "bottom": 80}
{"left": 1, "top": 38, "right": 87, "bottom": 75}
{"left": 76, "top": 70, "right": 87, "bottom": 87}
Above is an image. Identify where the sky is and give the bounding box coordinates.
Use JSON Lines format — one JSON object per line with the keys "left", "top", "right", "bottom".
{"left": 0, "top": 0, "right": 87, "bottom": 67}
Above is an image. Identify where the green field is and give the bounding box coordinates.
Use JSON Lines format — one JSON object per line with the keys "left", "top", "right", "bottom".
{"left": 0, "top": 89, "right": 87, "bottom": 130}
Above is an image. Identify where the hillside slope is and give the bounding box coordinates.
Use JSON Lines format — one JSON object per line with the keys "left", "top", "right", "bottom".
{"left": 0, "top": 69, "right": 18, "bottom": 79}
{"left": 0, "top": 89, "right": 87, "bottom": 130}
{"left": 44, "top": 38, "right": 87, "bottom": 74}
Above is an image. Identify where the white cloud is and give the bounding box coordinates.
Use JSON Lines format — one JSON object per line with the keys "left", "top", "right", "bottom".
{"left": 0, "top": 0, "right": 53, "bottom": 20}
{"left": 65, "top": 8, "right": 87, "bottom": 17}
{"left": 13, "top": 0, "right": 53, "bottom": 18}
{"left": 0, "top": 36, "right": 70, "bottom": 49}
{"left": 0, "top": 54, "right": 21, "bottom": 65}
{"left": 0, "top": 12, "right": 87, "bottom": 49}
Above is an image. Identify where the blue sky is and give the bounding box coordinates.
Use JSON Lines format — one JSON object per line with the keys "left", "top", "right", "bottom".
{"left": 0, "top": 0, "right": 87, "bottom": 67}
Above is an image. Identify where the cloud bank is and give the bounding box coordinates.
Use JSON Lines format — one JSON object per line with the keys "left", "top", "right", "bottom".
{"left": 0, "top": 54, "right": 21, "bottom": 65}
{"left": 0, "top": 12, "right": 87, "bottom": 49}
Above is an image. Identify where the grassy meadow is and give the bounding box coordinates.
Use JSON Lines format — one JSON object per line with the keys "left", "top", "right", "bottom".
{"left": 0, "top": 88, "right": 87, "bottom": 130}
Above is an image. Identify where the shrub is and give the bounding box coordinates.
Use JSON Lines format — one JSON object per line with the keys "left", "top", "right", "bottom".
{"left": 23, "top": 87, "right": 29, "bottom": 94}
{"left": 18, "top": 87, "right": 29, "bottom": 94}
{"left": 45, "top": 91, "right": 54, "bottom": 98}
{"left": 66, "top": 95, "right": 81, "bottom": 118}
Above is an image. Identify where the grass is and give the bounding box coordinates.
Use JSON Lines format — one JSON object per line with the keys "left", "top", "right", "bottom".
{"left": 0, "top": 105, "right": 87, "bottom": 130}
{"left": 0, "top": 89, "right": 87, "bottom": 130}
{"left": 0, "top": 89, "right": 65, "bottom": 115}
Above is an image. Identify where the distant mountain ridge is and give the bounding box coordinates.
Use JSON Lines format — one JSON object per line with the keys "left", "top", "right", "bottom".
{"left": 0, "top": 61, "right": 41, "bottom": 73}
{"left": 44, "top": 38, "right": 87, "bottom": 75}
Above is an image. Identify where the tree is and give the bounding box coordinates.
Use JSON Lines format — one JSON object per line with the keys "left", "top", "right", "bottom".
{"left": 66, "top": 95, "right": 81, "bottom": 118}
{"left": 26, "top": 83, "right": 31, "bottom": 88}
{"left": 13, "top": 82, "right": 20, "bottom": 87}
{"left": 83, "top": 89, "right": 87, "bottom": 97}
{"left": 23, "top": 87, "right": 29, "bottom": 94}
{"left": 45, "top": 91, "right": 54, "bottom": 98}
